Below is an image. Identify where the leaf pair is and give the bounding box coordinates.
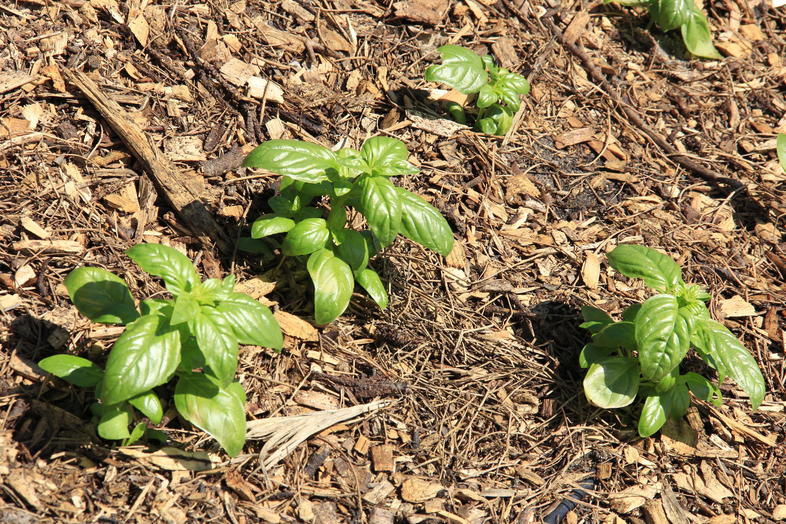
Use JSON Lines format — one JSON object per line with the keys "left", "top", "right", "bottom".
{"left": 40, "top": 244, "right": 284, "bottom": 456}
{"left": 245, "top": 136, "right": 454, "bottom": 324}
{"left": 580, "top": 245, "right": 765, "bottom": 438}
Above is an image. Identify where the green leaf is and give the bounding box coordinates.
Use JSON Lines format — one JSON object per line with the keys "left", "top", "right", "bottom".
{"left": 171, "top": 295, "right": 200, "bottom": 326}
{"left": 476, "top": 84, "right": 497, "bottom": 109}
{"left": 476, "top": 104, "right": 514, "bottom": 135}
{"left": 100, "top": 314, "right": 181, "bottom": 406}
{"left": 193, "top": 307, "right": 239, "bottom": 385}
{"left": 251, "top": 215, "right": 296, "bottom": 239}
{"left": 593, "top": 321, "right": 636, "bottom": 349}
{"left": 335, "top": 229, "right": 369, "bottom": 272}
{"left": 638, "top": 394, "right": 668, "bottom": 437}
{"left": 691, "top": 319, "right": 765, "bottom": 409}
{"left": 496, "top": 72, "right": 529, "bottom": 97}
{"left": 635, "top": 295, "right": 693, "bottom": 382}
{"left": 583, "top": 357, "right": 640, "bottom": 408}
{"left": 215, "top": 293, "right": 283, "bottom": 350}
{"left": 236, "top": 237, "right": 274, "bottom": 257}
{"left": 128, "top": 390, "right": 164, "bottom": 424}
{"left": 124, "top": 422, "right": 147, "bottom": 446}
{"left": 268, "top": 195, "right": 297, "bottom": 217}
{"left": 174, "top": 372, "right": 246, "bottom": 457}
{"left": 281, "top": 218, "right": 330, "bottom": 257}
{"left": 424, "top": 44, "right": 488, "bottom": 94}
{"left": 622, "top": 303, "right": 642, "bottom": 322}
{"left": 681, "top": 9, "right": 722, "bottom": 59}
{"left": 356, "top": 175, "right": 401, "bottom": 247}
{"left": 243, "top": 140, "right": 337, "bottom": 183}
{"left": 140, "top": 298, "right": 171, "bottom": 317}
{"left": 307, "top": 249, "right": 355, "bottom": 324}
{"left": 126, "top": 244, "right": 200, "bottom": 296}
{"left": 777, "top": 133, "right": 786, "bottom": 174}
{"left": 579, "top": 306, "right": 613, "bottom": 334}
{"left": 38, "top": 355, "right": 103, "bottom": 387}
{"left": 607, "top": 244, "right": 682, "bottom": 292}
{"left": 578, "top": 344, "right": 615, "bottom": 369}
{"left": 97, "top": 403, "right": 133, "bottom": 440}
{"left": 360, "top": 137, "right": 419, "bottom": 177}
{"left": 650, "top": 0, "right": 692, "bottom": 31}
{"left": 178, "top": 334, "right": 205, "bottom": 372}
{"left": 682, "top": 372, "right": 722, "bottom": 405}
{"left": 355, "top": 268, "right": 388, "bottom": 309}
{"left": 64, "top": 267, "right": 139, "bottom": 325}
{"left": 396, "top": 188, "right": 454, "bottom": 256}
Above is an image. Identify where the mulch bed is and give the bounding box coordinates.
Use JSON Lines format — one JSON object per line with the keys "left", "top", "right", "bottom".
{"left": 1, "top": 0, "right": 785, "bottom": 522}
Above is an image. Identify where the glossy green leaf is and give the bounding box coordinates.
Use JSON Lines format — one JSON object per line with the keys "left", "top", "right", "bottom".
{"left": 355, "top": 267, "right": 388, "bottom": 309}
{"left": 64, "top": 267, "right": 139, "bottom": 325}
{"left": 396, "top": 188, "right": 454, "bottom": 256}
{"left": 638, "top": 394, "right": 668, "bottom": 437}
{"left": 126, "top": 244, "right": 199, "bottom": 295}
{"left": 125, "top": 422, "right": 147, "bottom": 446}
{"left": 691, "top": 319, "right": 765, "bottom": 409}
{"left": 650, "top": 0, "right": 692, "bottom": 31}
{"left": 635, "top": 295, "right": 693, "bottom": 382}
{"left": 39, "top": 354, "right": 103, "bottom": 387}
{"left": 476, "top": 84, "right": 497, "bottom": 109}
{"left": 777, "top": 133, "right": 786, "bottom": 174}
{"left": 281, "top": 218, "right": 330, "bottom": 257}
{"left": 335, "top": 229, "right": 369, "bottom": 272}
{"left": 140, "top": 298, "right": 171, "bottom": 317}
{"left": 268, "top": 195, "right": 296, "bottom": 217}
{"left": 496, "top": 72, "right": 529, "bottom": 97}
{"left": 424, "top": 44, "right": 488, "bottom": 94}
{"left": 97, "top": 403, "right": 133, "bottom": 440}
{"left": 681, "top": 10, "right": 722, "bottom": 59}
{"left": 476, "top": 104, "right": 514, "bottom": 135}
{"left": 129, "top": 390, "right": 164, "bottom": 424}
{"left": 215, "top": 293, "right": 283, "bottom": 350}
{"left": 621, "top": 303, "right": 642, "bottom": 322}
{"left": 243, "top": 140, "right": 338, "bottom": 183}
{"left": 360, "top": 137, "right": 419, "bottom": 177}
{"left": 682, "top": 372, "right": 722, "bottom": 405}
{"left": 607, "top": 244, "right": 682, "bottom": 292}
{"left": 171, "top": 295, "right": 200, "bottom": 326}
{"left": 578, "top": 344, "right": 615, "bottom": 369}
{"left": 174, "top": 372, "right": 246, "bottom": 457}
{"left": 307, "top": 249, "right": 355, "bottom": 324}
{"left": 100, "top": 314, "right": 180, "bottom": 406}
{"left": 583, "top": 357, "right": 640, "bottom": 408}
{"left": 593, "top": 321, "right": 636, "bottom": 350}
{"left": 193, "top": 307, "right": 239, "bottom": 385}
{"left": 251, "top": 215, "right": 296, "bottom": 239}
{"left": 579, "top": 306, "right": 613, "bottom": 334}
{"left": 356, "top": 175, "right": 401, "bottom": 247}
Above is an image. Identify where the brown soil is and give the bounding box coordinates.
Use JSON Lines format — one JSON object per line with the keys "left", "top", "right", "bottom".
{"left": 1, "top": 0, "right": 786, "bottom": 522}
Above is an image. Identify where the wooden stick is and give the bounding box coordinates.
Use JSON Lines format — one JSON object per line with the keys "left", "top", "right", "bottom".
{"left": 63, "top": 69, "right": 231, "bottom": 253}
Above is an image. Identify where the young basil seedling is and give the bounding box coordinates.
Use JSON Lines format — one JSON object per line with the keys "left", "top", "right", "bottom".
{"left": 609, "top": 0, "right": 722, "bottom": 59}
{"left": 580, "top": 245, "right": 765, "bottom": 437}
{"left": 243, "top": 136, "right": 454, "bottom": 324}
{"left": 38, "top": 244, "right": 283, "bottom": 456}
{"left": 424, "top": 45, "right": 530, "bottom": 135}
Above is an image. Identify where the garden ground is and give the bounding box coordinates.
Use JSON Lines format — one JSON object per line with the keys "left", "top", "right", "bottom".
{"left": 1, "top": 0, "right": 786, "bottom": 522}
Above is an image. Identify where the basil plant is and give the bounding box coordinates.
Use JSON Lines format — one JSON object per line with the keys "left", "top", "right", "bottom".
{"left": 581, "top": 245, "right": 765, "bottom": 437}
{"left": 424, "top": 44, "right": 530, "bottom": 135}
{"left": 243, "top": 136, "right": 454, "bottom": 324}
{"left": 39, "top": 244, "right": 283, "bottom": 456}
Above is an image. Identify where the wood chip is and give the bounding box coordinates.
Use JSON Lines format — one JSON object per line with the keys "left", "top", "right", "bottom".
{"left": 118, "top": 446, "right": 220, "bottom": 471}
{"left": 563, "top": 11, "right": 590, "bottom": 46}
{"left": 247, "top": 76, "right": 284, "bottom": 103}
{"left": 393, "top": 0, "right": 449, "bottom": 25}
{"left": 274, "top": 311, "right": 318, "bottom": 341}
{"left": 608, "top": 484, "right": 660, "bottom": 514}
{"left": 363, "top": 480, "right": 396, "bottom": 504}
{"left": 0, "top": 72, "right": 36, "bottom": 94}
{"left": 0, "top": 294, "right": 23, "bottom": 312}
{"left": 165, "top": 136, "right": 207, "bottom": 162}
{"left": 555, "top": 127, "right": 595, "bottom": 148}
{"left": 354, "top": 434, "right": 370, "bottom": 455}
{"left": 12, "top": 239, "right": 84, "bottom": 254}
{"left": 219, "top": 57, "right": 260, "bottom": 87}
{"left": 719, "top": 295, "right": 757, "bottom": 318}
{"left": 581, "top": 252, "right": 600, "bottom": 289}
{"left": 20, "top": 217, "right": 51, "bottom": 239}
{"left": 371, "top": 444, "right": 394, "bottom": 472}
{"left": 14, "top": 265, "right": 36, "bottom": 287}
{"left": 401, "top": 477, "right": 444, "bottom": 502}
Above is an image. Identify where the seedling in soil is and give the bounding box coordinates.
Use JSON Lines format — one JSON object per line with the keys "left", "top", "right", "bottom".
{"left": 243, "top": 136, "right": 454, "bottom": 324}
{"left": 39, "top": 243, "right": 283, "bottom": 456}
{"left": 424, "top": 45, "right": 530, "bottom": 135}
{"left": 580, "top": 245, "right": 765, "bottom": 437}
{"left": 609, "top": 0, "right": 722, "bottom": 59}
